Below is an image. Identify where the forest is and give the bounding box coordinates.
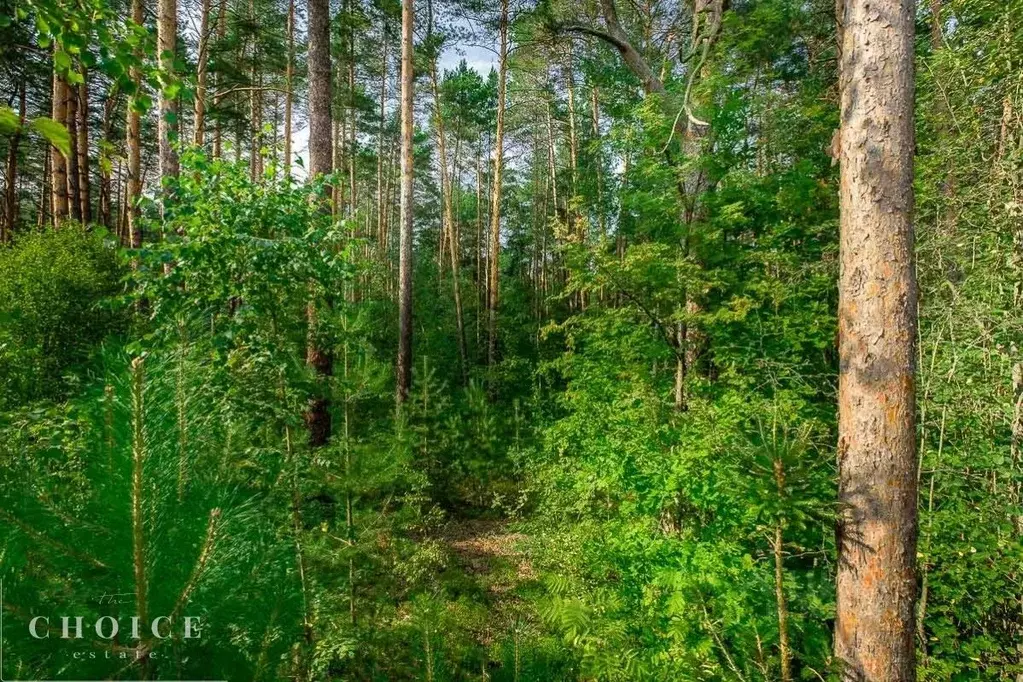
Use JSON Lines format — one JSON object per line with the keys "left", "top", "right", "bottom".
{"left": 0, "top": 0, "right": 1021, "bottom": 679}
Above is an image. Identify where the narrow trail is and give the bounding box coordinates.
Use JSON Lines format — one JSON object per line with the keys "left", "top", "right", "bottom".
{"left": 437, "top": 518, "right": 536, "bottom": 644}
{"left": 440, "top": 518, "right": 534, "bottom": 591}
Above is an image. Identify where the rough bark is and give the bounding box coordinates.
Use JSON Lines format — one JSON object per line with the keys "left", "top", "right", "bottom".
{"left": 487, "top": 0, "right": 509, "bottom": 372}
{"left": 305, "top": 0, "right": 334, "bottom": 445}
{"left": 51, "top": 65, "right": 69, "bottom": 225}
{"left": 158, "top": 0, "right": 180, "bottom": 185}
{"left": 396, "top": 0, "right": 415, "bottom": 405}
{"left": 834, "top": 1, "right": 919, "bottom": 680}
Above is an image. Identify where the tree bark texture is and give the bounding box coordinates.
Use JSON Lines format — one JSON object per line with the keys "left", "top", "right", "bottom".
{"left": 834, "top": 1, "right": 919, "bottom": 680}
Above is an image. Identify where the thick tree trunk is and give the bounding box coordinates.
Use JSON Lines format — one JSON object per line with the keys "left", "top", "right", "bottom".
{"left": 158, "top": 0, "right": 180, "bottom": 185}
{"left": 396, "top": 0, "right": 415, "bottom": 405}
{"left": 51, "top": 65, "right": 69, "bottom": 225}
{"left": 3, "top": 81, "right": 26, "bottom": 240}
{"left": 487, "top": 0, "right": 508, "bottom": 372}
{"left": 305, "top": 0, "right": 334, "bottom": 445}
{"left": 834, "top": 1, "right": 919, "bottom": 680}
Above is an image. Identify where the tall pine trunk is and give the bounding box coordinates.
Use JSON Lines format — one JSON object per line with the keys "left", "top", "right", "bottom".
{"left": 487, "top": 0, "right": 508, "bottom": 372}
{"left": 66, "top": 70, "right": 82, "bottom": 222}
{"left": 194, "top": 0, "right": 212, "bottom": 147}
{"left": 430, "top": 48, "right": 468, "bottom": 385}
{"left": 396, "top": 0, "right": 415, "bottom": 405}
{"left": 377, "top": 26, "right": 387, "bottom": 248}
{"left": 834, "top": 1, "right": 919, "bottom": 680}
{"left": 51, "top": 63, "right": 69, "bottom": 225}
{"left": 126, "top": 0, "right": 144, "bottom": 247}
{"left": 158, "top": 0, "right": 179, "bottom": 186}
{"left": 77, "top": 72, "right": 91, "bottom": 223}
{"left": 213, "top": 0, "right": 228, "bottom": 159}
{"left": 306, "top": 0, "right": 333, "bottom": 445}
{"left": 283, "top": 0, "right": 294, "bottom": 175}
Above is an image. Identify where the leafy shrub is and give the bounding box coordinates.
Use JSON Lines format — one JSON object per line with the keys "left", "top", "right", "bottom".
{"left": 0, "top": 225, "right": 124, "bottom": 407}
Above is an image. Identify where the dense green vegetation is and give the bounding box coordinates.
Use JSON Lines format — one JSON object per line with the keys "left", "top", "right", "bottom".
{"left": 1, "top": 0, "right": 1021, "bottom": 679}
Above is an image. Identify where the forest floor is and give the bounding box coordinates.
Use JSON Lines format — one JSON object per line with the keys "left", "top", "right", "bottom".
{"left": 438, "top": 518, "right": 536, "bottom": 642}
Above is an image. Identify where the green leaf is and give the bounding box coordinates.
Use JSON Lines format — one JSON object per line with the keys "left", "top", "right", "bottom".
{"left": 0, "top": 107, "right": 20, "bottom": 135}
{"left": 54, "top": 49, "right": 71, "bottom": 72}
{"left": 33, "top": 117, "right": 72, "bottom": 158}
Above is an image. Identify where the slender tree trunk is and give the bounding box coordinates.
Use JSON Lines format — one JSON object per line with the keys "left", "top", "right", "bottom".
{"left": 565, "top": 53, "right": 578, "bottom": 202}
{"left": 126, "top": 0, "right": 144, "bottom": 247}
{"left": 396, "top": 0, "right": 415, "bottom": 406}
{"left": 487, "top": 0, "right": 509, "bottom": 372}
{"left": 3, "top": 81, "right": 26, "bottom": 240}
{"left": 77, "top": 72, "right": 91, "bottom": 223}
{"left": 158, "top": 0, "right": 180, "bottom": 186}
{"left": 431, "top": 56, "right": 469, "bottom": 385}
{"left": 249, "top": 0, "right": 262, "bottom": 180}
{"left": 306, "top": 0, "right": 334, "bottom": 446}
{"left": 773, "top": 457, "right": 792, "bottom": 682}
{"left": 39, "top": 139, "right": 51, "bottom": 229}
{"left": 66, "top": 75, "right": 82, "bottom": 222}
{"left": 377, "top": 26, "right": 388, "bottom": 247}
{"left": 347, "top": 28, "right": 357, "bottom": 218}
{"left": 834, "top": 1, "right": 919, "bottom": 680}
{"left": 129, "top": 357, "right": 151, "bottom": 675}
{"left": 283, "top": 0, "right": 295, "bottom": 175}
{"left": 213, "top": 0, "right": 228, "bottom": 159}
{"left": 591, "top": 85, "right": 605, "bottom": 238}
{"left": 99, "top": 86, "right": 118, "bottom": 228}
{"left": 51, "top": 64, "right": 69, "bottom": 226}
{"left": 194, "top": 0, "right": 212, "bottom": 147}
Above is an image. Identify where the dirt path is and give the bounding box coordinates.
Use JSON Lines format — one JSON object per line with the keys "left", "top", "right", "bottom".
{"left": 439, "top": 518, "right": 534, "bottom": 595}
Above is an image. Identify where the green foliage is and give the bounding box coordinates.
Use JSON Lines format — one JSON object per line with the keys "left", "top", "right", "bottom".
{"left": 4, "top": 0, "right": 1023, "bottom": 678}
{"left": 0, "top": 226, "right": 125, "bottom": 408}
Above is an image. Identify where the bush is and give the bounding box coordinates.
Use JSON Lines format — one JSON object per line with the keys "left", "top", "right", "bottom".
{"left": 0, "top": 225, "right": 124, "bottom": 407}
